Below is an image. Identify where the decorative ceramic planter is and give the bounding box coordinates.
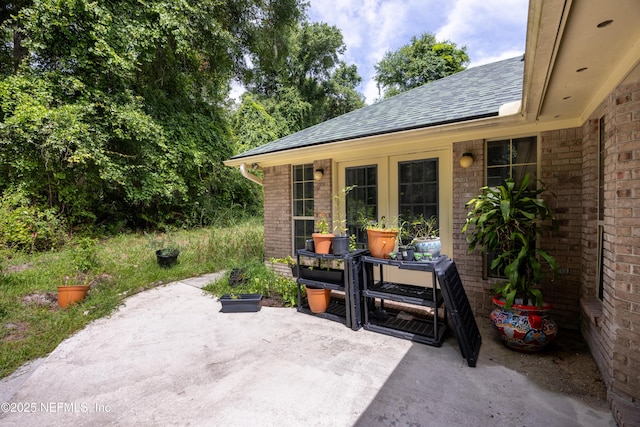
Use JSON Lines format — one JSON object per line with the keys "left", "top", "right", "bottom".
{"left": 305, "top": 287, "right": 331, "bottom": 313}
{"left": 413, "top": 238, "right": 441, "bottom": 257}
{"left": 312, "top": 233, "right": 334, "bottom": 254}
{"left": 490, "top": 296, "right": 557, "bottom": 352}
{"left": 367, "top": 229, "right": 398, "bottom": 259}
{"left": 57, "top": 285, "right": 90, "bottom": 309}
{"left": 220, "top": 294, "right": 262, "bottom": 313}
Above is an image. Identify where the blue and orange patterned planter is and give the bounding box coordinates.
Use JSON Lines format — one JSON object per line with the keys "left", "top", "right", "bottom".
{"left": 490, "top": 296, "right": 557, "bottom": 352}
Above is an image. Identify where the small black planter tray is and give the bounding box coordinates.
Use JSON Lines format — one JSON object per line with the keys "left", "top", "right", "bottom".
{"left": 219, "top": 294, "right": 262, "bottom": 313}
{"left": 298, "top": 266, "right": 344, "bottom": 285}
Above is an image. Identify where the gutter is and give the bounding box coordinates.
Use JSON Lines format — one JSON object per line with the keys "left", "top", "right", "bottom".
{"left": 240, "top": 163, "right": 263, "bottom": 187}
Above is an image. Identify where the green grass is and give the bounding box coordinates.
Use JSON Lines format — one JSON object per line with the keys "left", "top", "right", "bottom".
{"left": 0, "top": 218, "right": 296, "bottom": 379}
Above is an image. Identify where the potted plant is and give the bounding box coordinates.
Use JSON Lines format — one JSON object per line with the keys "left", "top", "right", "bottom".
{"left": 312, "top": 213, "right": 334, "bottom": 254}
{"left": 146, "top": 231, "right": 181, "bottom": 268}
{"left": 359, "top": 215, "right": 400, "bottom": 259}
{"left": 57, "top": 275, "right": 91, "bottom": 309}
{"left": 409, "top": 214, "right": 441, "bottom": 258}
{"left": 331, "top": 185, "right": 356, "bottom": 255}
{"left": 462, "top": 173, "right": 559, "bottom": 352}
{"left": 270, "top": 256, "right": 298, "bottom": 277}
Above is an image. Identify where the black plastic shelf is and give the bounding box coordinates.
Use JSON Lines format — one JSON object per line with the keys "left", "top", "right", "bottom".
{"left": 364, "top": 309, "right": 446, "bottom": 347}
{"left": 297, "top": 278, "right": 345, "bottom": 291}
{"left": 297, "top": 297, "right": 348, "bottom": 322}
{"left": 364, "top": 281, "right": 443, "bottom": 307}
{"left": 362, "top": 255, "right": 446, "bottom": 272}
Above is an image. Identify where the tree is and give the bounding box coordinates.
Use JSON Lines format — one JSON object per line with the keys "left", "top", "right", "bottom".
{"left": 245, "top": 21, "right": 364, "bottom": 133}
{"left": 0, "top": 0, "right": 305, "bottom": 228}
{"left": 374, "top": 32, "right": 469, "bottom": 98}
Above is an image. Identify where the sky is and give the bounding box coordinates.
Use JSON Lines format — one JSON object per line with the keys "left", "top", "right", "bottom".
{"left": 307, "top": 0, "right": 529, "bottom": 104}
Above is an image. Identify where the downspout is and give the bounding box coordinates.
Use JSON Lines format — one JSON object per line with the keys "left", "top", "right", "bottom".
{"left": 240, "top": 163, "right": 263, "bottom": 187}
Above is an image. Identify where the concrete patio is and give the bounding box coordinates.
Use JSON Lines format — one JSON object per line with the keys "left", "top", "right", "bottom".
{"left": 0, "top": 275, "right": 616, "bottom": 426}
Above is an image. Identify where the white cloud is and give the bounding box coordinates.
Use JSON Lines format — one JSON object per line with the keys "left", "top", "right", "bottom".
{"left": 436, "top": 0, "right": 528, "bottom": 65}
{"left": 308, "top": 0, "right": 528, "bottom": 103}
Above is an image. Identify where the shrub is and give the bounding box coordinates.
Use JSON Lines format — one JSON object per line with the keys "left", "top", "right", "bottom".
{"left": 0, "top": 187, "right": 67, "bottom": 252}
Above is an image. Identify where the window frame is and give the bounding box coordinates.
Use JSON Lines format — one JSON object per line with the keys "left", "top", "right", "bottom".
{"left": 292, "top": 164, "right": 315, "bottom": 252}
{"left": 484, "top": 135, "right": 539, "bottom": 279}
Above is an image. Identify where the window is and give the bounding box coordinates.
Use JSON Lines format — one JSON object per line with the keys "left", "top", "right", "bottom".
{"left": 487, "top": 136, "right": 537, "bottom": 188}
{"left": 485, "top": 136, "right": 537, "bottom": 277}
{"left": 398, "top": 159, "right": 439, "bottom": 240}
{"left": 597, "top": 117, "right": 606, "bottom": 300}
{"left": 346, "top": 165, "right": 378, "bottom": 248}
{"left": 292, "top": 164, "right": 314, "bottom": 251}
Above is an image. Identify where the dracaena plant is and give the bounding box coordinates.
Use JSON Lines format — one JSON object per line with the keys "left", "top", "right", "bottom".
{"left": 461, "top": 173, "right": 559, "bottom": 310}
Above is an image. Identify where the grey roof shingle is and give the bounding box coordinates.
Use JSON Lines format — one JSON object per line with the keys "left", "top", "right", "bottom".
{"left": 231, "top": 55, "right": 524, "bottom": 160}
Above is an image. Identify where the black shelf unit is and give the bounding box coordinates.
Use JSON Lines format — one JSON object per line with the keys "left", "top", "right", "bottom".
{"left": 362, "top": 256, "right": 447, "bottom": 346}
{"left": 296, "top": 249, "right": 368, "bottom": 330}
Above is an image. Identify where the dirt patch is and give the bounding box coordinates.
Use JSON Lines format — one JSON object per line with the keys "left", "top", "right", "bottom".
{"left": 22, "top": 292, "right": 58, "bottom": 308}
{"left": 477, "top": 319, "right": 607, "bottom": 406}
{"left": 1, "top": 322, "right": 30, "bottom": 342}
{"left": 6, "top": 263, "right": 32, "bottom": 273}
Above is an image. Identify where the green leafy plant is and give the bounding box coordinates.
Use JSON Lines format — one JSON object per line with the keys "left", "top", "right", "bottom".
{"left": 333, "top": 185, "right": 356, "bottom": 235}
{"left": 317, "top": 213, "right": 331, "bottom": 234}
{"left": 408, "top": 214, "right": 439, "bottom": 241}
{"left": 462, "top": 174, "right": 559, "bottom": 310}
{"left": 357, "top": 214, "right": 401, "bottom": 232}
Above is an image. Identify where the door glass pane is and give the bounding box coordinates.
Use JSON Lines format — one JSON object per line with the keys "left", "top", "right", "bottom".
{"left": 398, "top": 159, "right": 439, "bottom": 229}
{"left": 346, "top": 165, "right": 378, "bottom": 248}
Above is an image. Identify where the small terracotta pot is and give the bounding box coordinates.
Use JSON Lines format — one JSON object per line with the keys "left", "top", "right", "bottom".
{"left": 306, "top": 287, "right": 332, "bottom": 313}
{"left": 57, "top": 285, "right": 90, "bottom": 309}
{"left": 312, "top": 233, "right": 334, "bottom": 254}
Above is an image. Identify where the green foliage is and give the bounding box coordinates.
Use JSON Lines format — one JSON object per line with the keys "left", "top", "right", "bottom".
{"left": 71, "top": 237, "right": 100, "bottom": 272}
{"left": 244, "top": 21, "right": 365, "bottom": 134}
{"left": 462, "top": 174, "right": 559, "bottom": 309}
{"left": 374, "top": 32, "right": 469, "bottom": 98}
{"left": 0, "top": 0, "right": 302, "bottom": 228}
{"left": 0, "top": 218, "right": 265, "bottom": 378}
{"left": 204, "top": 261, "right": 298, "bottom": 308}
{"left": 0, "top": 187, "right": 67, "bottom": 252}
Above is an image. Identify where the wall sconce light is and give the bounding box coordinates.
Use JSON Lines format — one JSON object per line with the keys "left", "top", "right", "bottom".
{"left": 460, "top": 152, "right": 474, "bottom": 168}
{"left": 313, "top": 169, "right": 324, "bottom": 181}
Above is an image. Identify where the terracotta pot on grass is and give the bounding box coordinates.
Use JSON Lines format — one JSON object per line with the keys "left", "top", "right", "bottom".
{"left": 57, "top": 285, "right": 90, "bottom": 309}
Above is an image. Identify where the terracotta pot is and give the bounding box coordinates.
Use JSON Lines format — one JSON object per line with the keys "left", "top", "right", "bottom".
{"left": 366, "top": 229, "right": 398, "bottom": 259}
{"left": 57, "top": 285, "right": 90, "bottom": 309}
{"left": 490, "top": 295, "right": 557, "bottom": 352}
{"left": 306, "top": 287, "right": 331, "bottom": 313}
{"left": 312, "top": 233, "right": 334, "bottom": 254}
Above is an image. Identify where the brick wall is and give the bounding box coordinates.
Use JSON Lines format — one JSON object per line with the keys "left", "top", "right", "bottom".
{"left": 607, "top": 79, "right": 640, "bottom": 415}
{"left": 538, "top": 127, "right": 584, "bottom": 330}
{"left": 580, "top": 112, "right": 613, "bottom": 394}
{"left": 452, "top": 139, "right": 492, "bottom": 316}
{"left": 314, "top": 159, "right": 333, "bottom": 229}
{"left": 263, "top": 165, "right": 292, "bottom": 260}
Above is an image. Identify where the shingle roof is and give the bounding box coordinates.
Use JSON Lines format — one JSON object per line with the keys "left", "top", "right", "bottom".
{"left": 231, "top": 55, "right": 524, "bottom": 160}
